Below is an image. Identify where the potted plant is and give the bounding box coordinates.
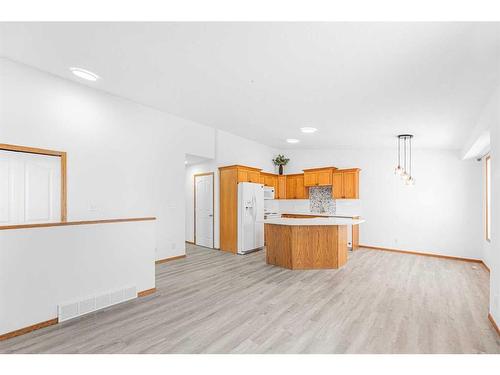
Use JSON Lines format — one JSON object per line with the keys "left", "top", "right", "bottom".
{"left": 272, "top": 154, "right": 290, "bottom": 175}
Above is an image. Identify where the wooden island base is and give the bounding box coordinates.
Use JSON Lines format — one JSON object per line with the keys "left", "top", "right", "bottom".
{"left": 265, "top": 224, "right": 348, "bottom": 269}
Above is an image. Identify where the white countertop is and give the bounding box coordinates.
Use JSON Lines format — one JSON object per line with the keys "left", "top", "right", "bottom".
{"left": 279, "top": 211, "right": 360, "bottom": 219}
{"left": 262, "top": 217, "right": 365, "bottom": 226}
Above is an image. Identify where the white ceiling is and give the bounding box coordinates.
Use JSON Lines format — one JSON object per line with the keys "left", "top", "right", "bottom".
{"left": 1, "top": 22, "right": 499, "bottom": 150}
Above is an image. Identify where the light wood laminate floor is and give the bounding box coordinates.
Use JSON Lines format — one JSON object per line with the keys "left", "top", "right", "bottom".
{"left": 1, "top": 244, "right": 499, "bottom": 353}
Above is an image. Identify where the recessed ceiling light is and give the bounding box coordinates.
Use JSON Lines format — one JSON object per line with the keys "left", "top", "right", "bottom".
{"left": 286, "top": 139, "right": 300, "bottom": 144}
{"left": 300, "top": 127, "right": 318, "bottom": 133}
{"left": 70, "top": 67, "right": 99, "bottom": 82}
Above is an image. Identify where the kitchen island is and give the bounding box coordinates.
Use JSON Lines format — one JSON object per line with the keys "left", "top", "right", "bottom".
{"left": 263, "top": 217, "right": 365, "bottom": 270}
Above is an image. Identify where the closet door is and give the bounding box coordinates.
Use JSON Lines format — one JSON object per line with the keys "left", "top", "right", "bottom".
{"left": 0, "top": 150, "right": 61, "bottom": 225}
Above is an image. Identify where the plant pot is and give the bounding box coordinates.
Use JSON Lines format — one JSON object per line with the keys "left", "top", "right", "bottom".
{"left": 279, "top": 165, "right": 284, "bottom": 175}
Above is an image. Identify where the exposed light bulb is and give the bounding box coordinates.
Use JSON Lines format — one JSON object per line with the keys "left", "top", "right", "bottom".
{"left": 401, "top": 172, "right": 410, "bottom": 181}
{"left": 405, "top": 176, "right": 415, "bottom": 186}
{"left": 394, "top": 166, "right": 403, "bottom": 176}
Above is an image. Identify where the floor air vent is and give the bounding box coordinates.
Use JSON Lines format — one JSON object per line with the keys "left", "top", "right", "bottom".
{"left": 58, "top": 286, "right": 137, "bottom": 322}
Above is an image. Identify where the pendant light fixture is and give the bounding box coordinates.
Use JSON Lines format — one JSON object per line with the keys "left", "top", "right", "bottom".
{"left": 394, "top": 134, "right": 415, "bottom": 186}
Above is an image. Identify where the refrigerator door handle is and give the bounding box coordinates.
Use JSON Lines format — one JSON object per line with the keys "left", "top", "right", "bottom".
{"left": 252, "top": 194, "right": 257, "bottom": 220}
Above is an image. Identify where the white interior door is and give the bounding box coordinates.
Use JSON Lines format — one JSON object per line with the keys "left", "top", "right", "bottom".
{"left": 195, "top": 174, "right": 214, "bottom": 248}
{"left": 0, "top": 150, "right": 61, "bottom": 225}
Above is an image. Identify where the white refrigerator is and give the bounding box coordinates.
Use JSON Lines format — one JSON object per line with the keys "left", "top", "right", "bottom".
{"left": 237, "top": 182, "right": 265, "bottom": 255}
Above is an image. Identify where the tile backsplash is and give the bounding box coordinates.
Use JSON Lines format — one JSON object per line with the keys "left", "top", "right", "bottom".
{"left": 309, "top": 186, "right": 336, "bottom": 214}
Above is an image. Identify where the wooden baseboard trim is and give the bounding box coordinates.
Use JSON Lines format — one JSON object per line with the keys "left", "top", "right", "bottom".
{"left": 488, "top": 313, "right": 500, "bottom": 337}
{"left": 137, "top": 288, "right": 156, "bottom": 297}
{"left": 0, "top": 318, "right": 58, "bottom": 341}
{"left": 185, "top": 240, "right": 194, "bottom": 244}
{"left": 155, "top": 254, "right": 186, "bottom": 265}
{"left": 360, "top": 244, "right": 483, "bottom": 264}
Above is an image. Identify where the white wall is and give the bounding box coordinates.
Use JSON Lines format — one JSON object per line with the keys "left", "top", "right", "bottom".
{"left": 477, "top": 88, "right": 500, "bottom": 269}
{"left": 490, "top": 120, "right": 500, "bottom": 325}
{"left": 282, "top": 147, "right": 483, "bottom": 259}
{"left": 0, "top": 220, "right": 156, "bottom": 335}
{"left": 185, "top": 130, "right": 278, "bottom": 247}
{"left": 0, "top": 58, "right": 215, "bottom": 261}
{"left": 481, "top": 158, "right": 492, "bottom": 269}
{"left": 474, "top": 86, "right": 500, "bottom": 325}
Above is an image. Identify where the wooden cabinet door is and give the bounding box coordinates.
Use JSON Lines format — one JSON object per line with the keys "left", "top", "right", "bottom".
{"left": 332, "top": 172, "right": 344, "bottom": 199}
{"left": 264, "top": 175, "right": 274, "bottom": 187}
{"left": 277, "top": 176, "right": 287, "bottom": 199}
{"left": 260, "top": 174, "right": 266, "bottom": 185}
{"left": 295, "top": 175, "right": 307, "bottom": 199}
{"left": 343, "top": 171, "right": 358, "bottom": 199}
{"left": 317, "top": 170, "right": 332, "bottom": 186}
{"left": 286, "top": 176, "right": 297, "bottom": 199}
{"left": 248, "top": 170, "right": 261, "bottom": 183}
{"left": 304, "top": 172, "right": 317, "bottom": 187}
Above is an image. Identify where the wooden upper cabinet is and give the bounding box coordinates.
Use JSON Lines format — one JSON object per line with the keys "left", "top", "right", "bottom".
{"left": 248, "top": 170, "right": 261, "bottom": 183}
{"left": 332, "top": 168, "right": 360, "bottom": 199}
{"left": 303, "top": 167, "right": 336, "bottom": 187}
{"left": 343, "top": 170, "right": 359, "bottom": 198}
{"left": 304, "top": 172, "right": 317, "bottom": 187}
{"left": 317, "top": 170, "right": 332, "bottom": 185}
{"left": 262, "top": 173, "right": 278, "bottom": 188}
{"left": 235, "top": 165, "right": 262, "bottom": 183}
{"left": 332, "top": 172, "right": 344, "bottom": 199}
{"left": 237, "top": 169, "right": 248, "bottom": 182}
{"left": 284, "top": 174, "right": 308, "bottom": 199}
{"left": 277, "top": 175, "right": 287, "bottom": 199}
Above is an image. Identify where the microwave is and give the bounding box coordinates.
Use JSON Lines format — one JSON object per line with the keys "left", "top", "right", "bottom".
{"left": 263, "top": 186, "right": 275, "bottom": 200}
